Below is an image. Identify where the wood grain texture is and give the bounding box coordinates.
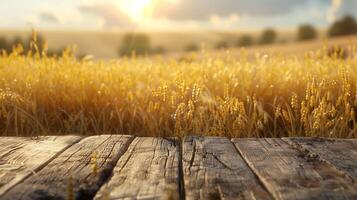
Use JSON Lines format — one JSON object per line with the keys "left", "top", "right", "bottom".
{"left": 1, "top": 135, "right": 133, "bottom": 200}
{"left": 233, "top": 138, "right": 357, "bottom": 200}
{"left": 94, "top": 137, "right": 180, "bottom": 200}
{"left": 0, "top": 136, "right": 81, "bottom": 196}
{"left": 284, "top": 138, "right": 357, "bottom": 180}
{"left": 183, "top": 136, "right": 272, "bottom": 200}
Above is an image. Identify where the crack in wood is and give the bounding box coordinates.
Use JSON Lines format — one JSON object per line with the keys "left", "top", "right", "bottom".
{"left": 93, "top": 137, "right": 180, "bottom": 200}
{"left": 233, "top": 138, "right": 357, "bottom": 200}
{"left": 188, "top": 138, "right": 196, "bottom": 172}
{"left": 231, "top": 138, "right": 276, "bottom": 200}
{"left": 184, "top": 136, "right": 272, "bottom": 200}
{"left": 76, "top": 136, "right": 135, "bottom": 200}
{"left": 178, "top": 138, "right": 186, "bottom": 200}
{"left": 0, "top": 136, "right": 83, "bottom": 198}
{"left": 0, "top": 135, "right": 133, "bottom": 200}
{"left": 284, "top": 138, "right": 357, "bottom": 183}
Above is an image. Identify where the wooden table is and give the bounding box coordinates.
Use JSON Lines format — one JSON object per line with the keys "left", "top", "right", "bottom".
{"left": 0, "top": 136, "right": 356, "bottom": 200}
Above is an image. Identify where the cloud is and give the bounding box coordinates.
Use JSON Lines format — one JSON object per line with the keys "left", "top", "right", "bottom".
{"left": 337, "top": 0, "right": 357, "bottom": 17}
{"left": 79, "top": 3, "right": 134, "bottom": 28}
{"left": 326, "top": 0, "right": 357, "bottom": 22}
{"left": 24, "top": 15, "right": 39, "bottom": 27}
{"left": 150, "top": 0, "right": 311, "bottom": 20}
{"left": 39, "top": 11, "right": 60, "bottom": 23}
{"left": 327, "top": 0, "right": 343, "bottom": 22}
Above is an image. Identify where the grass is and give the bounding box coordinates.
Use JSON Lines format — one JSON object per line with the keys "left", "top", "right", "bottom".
{"left": 0, "top": 41, "right": 356, "bottom": 138}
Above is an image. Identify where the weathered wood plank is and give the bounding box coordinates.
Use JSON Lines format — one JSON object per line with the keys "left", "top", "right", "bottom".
{"left": 1, "top": 135, "right": 133, "bottom": 200}
{"left": 0, "top": 136, "right": 81, "bottom": 196}
{"left": 183, "top": 136, "right": 272, "bottom": 200}
{"left": 94, "top": 137, "right": 179, "bottom": 200}
{"left": 233, "top": 138, "right": 357, "bottom": 200}
{"left": 284, "top": 138, "right": 357, "bottom": 180}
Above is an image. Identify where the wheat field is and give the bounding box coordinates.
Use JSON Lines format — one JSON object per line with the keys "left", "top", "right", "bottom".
{"left": 0, "top": 41, "right": 356, "bottom": 138}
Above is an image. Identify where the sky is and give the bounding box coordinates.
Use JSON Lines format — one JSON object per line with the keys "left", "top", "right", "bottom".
{"left": 0, "top": 0, "right": 356, "bottom": 31}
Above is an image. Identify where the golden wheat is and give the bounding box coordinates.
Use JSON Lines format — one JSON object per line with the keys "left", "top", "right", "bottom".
{"left": 0, "top": 41, "right": 356, "bottom": 138}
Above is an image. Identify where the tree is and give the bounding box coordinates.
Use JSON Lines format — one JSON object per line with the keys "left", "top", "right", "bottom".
{"left": 185, "top": 43, "right": 199, "bottom": 52}
{"left": 152, "top": 46, "right": 166, "bottom": 54}
{"left": 119, "top": 33, "right": 151, "bottom": 56}
{"left": 215, "top": 40, "right": 229, "bottom": 50}
{"left": 328, "top": 15, "right": 357, "bottom": 37}
{"left": 259, "top": 28, "right": 277, "bottom": 45}
{"left": 237, "top": 35, "right": 254, "bottom": 47}
{"left": 13, "top": 36, "right": 25, "bottom": 46}
{"left": 297, "top": 24, "right": 317, "bottom": 41}
{"left": 0, "top": 37, "right": 11, "bottom": 53}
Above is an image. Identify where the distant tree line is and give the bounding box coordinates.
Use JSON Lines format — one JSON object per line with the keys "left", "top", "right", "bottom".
{"left": 328, "top": 15, "right": 357, "bottom": 37}
{"left": 4, "top": 16, "right": 355, "bottom": 57}
{"left": 118, "top": 15, "right": 357, "bottom": 56}
{"left": 119, "top": 33, "right": 165, "bottom": 56}
{"left": 206, "top": 14, "right": 357, "bottom": 51}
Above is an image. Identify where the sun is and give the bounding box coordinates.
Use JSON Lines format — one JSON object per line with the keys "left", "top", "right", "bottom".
{"left": 122, "top": 0, "right": 153, "bottom": 21}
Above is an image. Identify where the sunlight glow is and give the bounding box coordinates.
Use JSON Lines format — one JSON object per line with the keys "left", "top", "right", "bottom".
{"left": 121, "top": 0, "right": 153, "bottom": 21}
